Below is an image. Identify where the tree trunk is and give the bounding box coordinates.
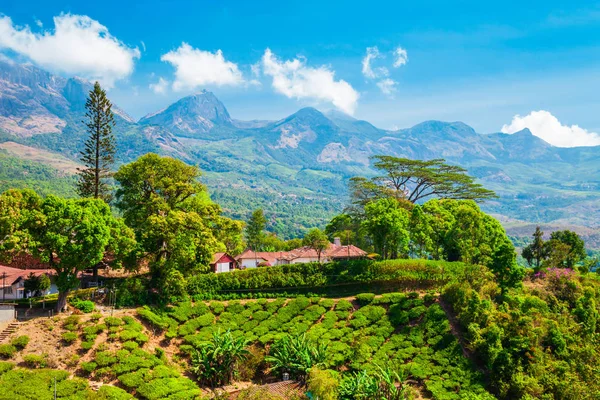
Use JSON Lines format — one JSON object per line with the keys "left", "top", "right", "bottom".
{"left": 56, "top": 291, "right": 69, "bottom": 313}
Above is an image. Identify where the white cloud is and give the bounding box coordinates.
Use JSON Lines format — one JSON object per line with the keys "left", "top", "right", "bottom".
{"left": 362, "top": 46, "right": 388, "bottom": 79}
{"left": 501, "top": 110, "right": 600, "bottom": 147}
{"left": 376, "top": 78, "right": 397, "bottom": 95}
{"left": 149, "top": 77, "right": 169, "bottom": 94}
{"left": 261, "top": 48, "right": 359, "bottom": 115}
{"left": 393, "top": 47, "right": 408, "bottom": 67}
{"left": 361, "top": 46, "right": 407, "bottom": 95}
{"left": 161, "top": 43, "right": 244, "bottom": 91}
{"left": 0, "top": 13, "right": 140, "bottom": 88}
{"left": 362, "top": 46, "right": 390, "bottom": 79}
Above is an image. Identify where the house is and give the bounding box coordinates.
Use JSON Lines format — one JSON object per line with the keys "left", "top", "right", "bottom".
{"left": 210, "top": 253, "right": 238, "bottom": 273}
{"left": 0, "top": 265, "right": 58, "bottom": 300}
{"left": 235, "top": 237, "right": 367, "bottom": 269}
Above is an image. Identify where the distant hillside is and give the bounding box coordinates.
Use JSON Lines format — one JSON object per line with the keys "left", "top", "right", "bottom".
{"left": 0, "top": 59, "right": 598, "bottom": 244}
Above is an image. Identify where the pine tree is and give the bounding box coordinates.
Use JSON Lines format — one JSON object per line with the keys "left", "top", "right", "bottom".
{"left": 76, "top": 82, "right": 116, "bottom": 202}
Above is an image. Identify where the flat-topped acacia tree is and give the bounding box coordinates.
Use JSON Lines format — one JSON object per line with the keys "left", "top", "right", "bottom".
{"left": 348, "top": 156, "right": 497, "bottom": 215}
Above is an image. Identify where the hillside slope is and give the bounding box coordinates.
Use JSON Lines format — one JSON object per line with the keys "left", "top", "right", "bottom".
{"left": 1, "top": 59, "right": 599, "bottom": 241}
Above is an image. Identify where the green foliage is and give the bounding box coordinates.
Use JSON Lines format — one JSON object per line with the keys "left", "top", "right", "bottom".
{"left": 24, "top": 272, "right": 51, "bottom": 298}
{"left": 349, "top": 156, "right": 496, "bottom": 210}
{"left": 0, "top": 368, "right": 94, "bottom": 399}
{"left": 23, "top": 354, "right": 47, "bottom": 368}
{"left": 114, "top": 153, "right": 240, "bottom": 291}
{"left": 302, "top": 228, "right": 330, "bottom": 262}
{"left": 191, "top": 330, "right": 249, "bottom": 387}
{"left": 10, "top": 335, "right": 29, "bottom": 350}
{"left": 61, "top": 332, "right": 77, "bottom": 344}
{"left": 265, "top": 333, "right": 327, "bottom": 381}
{"left": 363, "top": 198, "right": 410, "bottom": 259}
{"left": 25, "top": 195, "right": 134, "bottom": 311}
{"left": 0, "top": 344, "right": 17, "bottom": 359}
{"left": 72, "top": 299, "right": 95, "bottom": 313}
{"left": 355, "top": 293, "right": 375, "bottom": 306}
{"left": 307, "top": 368, "right": 339, "bottom": 400}
{"left": 97, "top": 385, "right": 135, "bottom": 399}
{"left": 246, "top": 208, "right": 267, "bottom": 251}
{"left": 76, "top": 81, "right": 116, "bottom": 202}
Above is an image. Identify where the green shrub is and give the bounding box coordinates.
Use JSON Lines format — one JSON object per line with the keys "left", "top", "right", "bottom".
{"left": 63, "top": 315, "right": 80, "bottom": 331}
{"left": 123, "top": 341, "right": 139, "bottom": 351}
{"left": 136, "top": 377, "right": 200, "bottom": 400}
{"left": 23, "top": 354, "right": 46, "bottom": 368}
{"left": 308, "top": 368, "right": 339, "bottom": 400}
{"left": 0, "top": 345, "right": 16, "bottom": 359}
{"left": 62, "top": 332, "right": 78, "bottom": 344}
{"left": 210, "top": 301, "right": 225, "bottom": 314}
{"left": 104, "top": 316, "right": 123, "bottom": 327}
{"left": 81, "top": 341, "right": 94, "bottom": 351}
{"left": 335, "top": 299, "right": 354, "bottom": 312}
{"left": 356, "top": 293, "right": 376, "bottom": 305}
{"left": 320, "top": 299, "right": 336, "bottom": 309}
{"left": 80, "top": 361, "right": 97, "bottom": 375}
{"left": 94, "top": 351, "right": 118, "bottom": 367}
{"left": 72, "top": 300, "right": 95, "bottom": 313}
{"left": 0, "top": 361, "right": 14, "bottom": 376}
{"left": 97, "top": 385, "right": 134, "bottom": 399}
{"left": 10, "top": 336, "right": 29, "bottom": 350}
{"left": 136, "top": 306, "right": 171, "bottom": 330}
{"left": 90, "top": 313, "right": 102, "bottom": 322}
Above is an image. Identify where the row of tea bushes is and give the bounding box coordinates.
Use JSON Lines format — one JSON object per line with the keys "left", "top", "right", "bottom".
{"left": 138, "top": 293, "right": 492, "bottom": 399}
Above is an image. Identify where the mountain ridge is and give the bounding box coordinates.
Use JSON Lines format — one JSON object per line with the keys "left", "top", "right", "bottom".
{"left": 1, "top": 59, "right": 599, "bottom": 241}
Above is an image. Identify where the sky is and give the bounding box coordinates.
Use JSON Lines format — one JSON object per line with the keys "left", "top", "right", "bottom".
{"left": 2, "top": 0, "right": 600, "bottom": 147}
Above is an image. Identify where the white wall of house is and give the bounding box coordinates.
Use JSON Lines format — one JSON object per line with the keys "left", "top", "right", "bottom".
{"left": 240, "top": 259, "right": 262, "bottom": 269}
{"left": 215, "top": 262, "right": 231, "bottom": 273}
{"left": 1, "top": 281, "right": 58, "bottom": 300}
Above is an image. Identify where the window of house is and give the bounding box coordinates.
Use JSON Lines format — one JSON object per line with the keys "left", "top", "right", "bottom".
{"left": 2, "top": 287, "right": 13, "bottom": 295}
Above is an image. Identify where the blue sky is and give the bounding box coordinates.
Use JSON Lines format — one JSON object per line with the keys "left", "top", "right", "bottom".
{"left": 2, "top": 1, "right": 600, "bottom": 145}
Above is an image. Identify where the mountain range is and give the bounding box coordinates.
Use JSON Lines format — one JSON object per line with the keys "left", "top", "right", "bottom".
{"left": 1, "top": 58, "right": 599, "bottom": 247}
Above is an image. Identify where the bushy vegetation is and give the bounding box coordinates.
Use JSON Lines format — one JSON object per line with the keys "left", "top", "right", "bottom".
{"left": 187, "top": 259, "right": 474, "bottom": 298}
{"left": 443, "top": 268, "right": 600, "bottom": 399}
{"left": 138, "top": 294, "right": 491, "bottom": 399}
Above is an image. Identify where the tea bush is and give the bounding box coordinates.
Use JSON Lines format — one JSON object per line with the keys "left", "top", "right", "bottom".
{"left": 10, "top": 335, "right": 29, "bottom": 349}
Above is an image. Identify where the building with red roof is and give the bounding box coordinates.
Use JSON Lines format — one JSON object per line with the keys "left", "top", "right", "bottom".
{"left": 0, "top": 265, "right": 57, "bottom": 300}
{"left": 234, "top": 237, "right": 367, "bottom": 270}
{"left": 210, "top": 252, "right": 238, "bottom": 273}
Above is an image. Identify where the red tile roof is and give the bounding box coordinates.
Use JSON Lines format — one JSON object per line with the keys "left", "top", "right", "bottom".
{"left": 0, "top": 265, "right": 54, "bottom": 288}
{"left": 211, "top": 252, "right": 236, "bottom": 265}
{"left": 235, "top": 242, "right": 367, "bottom": 265}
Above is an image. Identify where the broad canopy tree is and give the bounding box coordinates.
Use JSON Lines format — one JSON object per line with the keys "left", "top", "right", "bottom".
{"left": 114, "top": 153, "right": 242, "bottom": 285}
{"left": 0, "top": 189, "right": 135, "bottom": 311}
{"left": 31, "top": 195, "right": 135, "bottom": 311}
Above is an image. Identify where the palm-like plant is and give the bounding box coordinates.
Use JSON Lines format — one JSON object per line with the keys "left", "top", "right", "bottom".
{"left": 265, "top": 333, "right": 327, "bottom": 381}
{"left": 338, "top": 365, "right": 410, "bottom": 400}
{"left": 191, "top": 329, "right": 250, "bottom": 387}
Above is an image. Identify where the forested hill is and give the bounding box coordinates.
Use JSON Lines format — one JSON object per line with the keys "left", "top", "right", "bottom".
{"left": 1, "top": 58, "right": 599, "bottom": 242}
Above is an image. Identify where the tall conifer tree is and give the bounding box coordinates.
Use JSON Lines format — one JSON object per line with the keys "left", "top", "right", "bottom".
{"left": 76, "top": 82, "right": 116, "bottom": 202}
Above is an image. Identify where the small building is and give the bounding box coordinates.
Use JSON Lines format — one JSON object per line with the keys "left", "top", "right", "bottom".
{"left": 0, "top": 265, "right": 57, "bottom": 300}
{"left": 235, "top": 237, "right": 367, "bottom": 269}
{"left": 210, "top": 253, "right": 238, "bottom": 273}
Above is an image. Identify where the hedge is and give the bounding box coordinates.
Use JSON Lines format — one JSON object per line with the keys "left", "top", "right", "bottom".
{"left": 186, "top": 259, "right": 471, "bottom": 297}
